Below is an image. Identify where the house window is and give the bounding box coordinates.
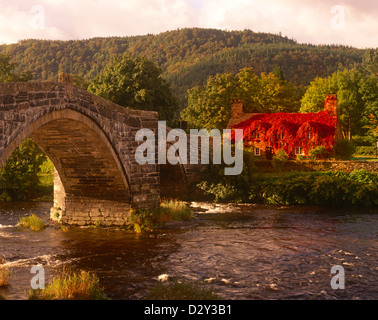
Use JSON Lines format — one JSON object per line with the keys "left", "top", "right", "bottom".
{"left": 277, "top": 132, "right": 284, "bottom": 139}
{"left": 252, "top": 132, "right": 260, "bottom": 139}
{"left": 294, "top": 146, "right": 304, "bottom": 155}
{"left": 254, "top": 147, "right": 261, "bottom": 156}
{"left": 307, "top": 132, "right": 313, "bottom": 139}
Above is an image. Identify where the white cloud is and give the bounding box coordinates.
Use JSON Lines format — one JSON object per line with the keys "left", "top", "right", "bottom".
{"left": 0, "top": 0, "right": 376, "bottom": 48}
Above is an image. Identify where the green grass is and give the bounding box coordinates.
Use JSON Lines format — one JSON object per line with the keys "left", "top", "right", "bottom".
{"left": 147, "top": 280, "right": 220, "bottom": 300}
{"left": 18, "top": 214, "right": 45, "bottom": 231}
{"left": 128, "top": 199, "right": 193, "bottom": 233}
{"left": 160, "top": 199, "right": 193, "bottom": 221}
{"left": 29, "top": 268, "right": 109, "bottom": 300}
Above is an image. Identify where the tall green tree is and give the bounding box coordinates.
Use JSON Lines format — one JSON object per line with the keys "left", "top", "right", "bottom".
{"left": 88, "top": 55, "right": 179, "bottom": 123}
{"left": 181, "top": 67, "right": 300, "bottom": 130}
{"left": 0, "top": 53, "right": 33, "bottom": 82}
{"left": 182, "top": 73, "right": 237, "bottom": 130}
{"left": 300, "top": 69, "right": 368, "bottom": 140}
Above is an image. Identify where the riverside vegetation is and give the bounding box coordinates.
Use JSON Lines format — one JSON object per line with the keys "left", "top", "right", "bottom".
{"left": 29, "top": 268, "right": 109, "bottom": 300}
{"left": 197, "top": 150, "right": 378, "bottom": 206}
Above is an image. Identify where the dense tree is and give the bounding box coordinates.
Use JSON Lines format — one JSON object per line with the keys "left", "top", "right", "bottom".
{"left": 300, "top": 69, "right": 375, "bottom": 141}
{"left": 0, "top": 28, "right": 367, "bottom": 109}
{"left": 181, "top": 73, "right": 237, "bottom": 130}
{"left": 181, "top": 68, "right": 300, "bottom": 130}
{"left": 88, "top": 55, "right": 179, "bottom": 123}
{"left": 0, "top": 53, "right": 33, "bottom": 82}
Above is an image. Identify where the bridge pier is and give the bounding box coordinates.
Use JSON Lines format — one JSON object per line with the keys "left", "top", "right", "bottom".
{"left": 50, "top": 168, "right": 132, "bottom": 226}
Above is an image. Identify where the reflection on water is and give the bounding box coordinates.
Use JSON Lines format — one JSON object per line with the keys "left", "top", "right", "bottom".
{"left": 0, "top": 201, "right": 377, "bottom": 300}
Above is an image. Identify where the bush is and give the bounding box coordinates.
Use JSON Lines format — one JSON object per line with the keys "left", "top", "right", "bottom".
{"left": 354, "top": 146, "right": 376, "bottom": 156}
{"left": 197, "top": 149, "right": 255, "bottom": 203}
{"left": 272, "top": 149, "right": 288, "bottom": 171}
{"left": 334, "top": 139, "right": 356, "bottom": 160}
{"left": 308, "top": 146, "right": 326, "bottom": 159}
{"left": 18, "top": 214, "right": 45, "bottom": 231}
{"left": 128, "top": 200, "right": 193, "bottom": 233}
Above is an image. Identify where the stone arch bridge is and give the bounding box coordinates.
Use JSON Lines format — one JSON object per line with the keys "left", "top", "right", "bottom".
{"left": 0, "top": 79, "right": 207, "bottom": 226}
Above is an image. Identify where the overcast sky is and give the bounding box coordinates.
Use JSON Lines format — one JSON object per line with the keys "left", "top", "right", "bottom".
{"left": 0, "top": 0, "right": 377, "bottom": 48}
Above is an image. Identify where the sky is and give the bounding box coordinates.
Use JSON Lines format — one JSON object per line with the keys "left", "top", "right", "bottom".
{"left": 0, "top": 0, "right": 377, "bottom": 48}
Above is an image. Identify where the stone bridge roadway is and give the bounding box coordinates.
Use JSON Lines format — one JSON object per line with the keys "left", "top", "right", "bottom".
{"left": 0, "top": 79, "right": 207, "bottom": 226}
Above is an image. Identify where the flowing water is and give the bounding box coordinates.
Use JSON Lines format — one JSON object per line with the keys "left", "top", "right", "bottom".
{"left": 0, "top": 201, "right": 377, "bottom": 300}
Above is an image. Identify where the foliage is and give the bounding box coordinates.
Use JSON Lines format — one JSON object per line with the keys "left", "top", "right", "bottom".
{"left": 88, "top": 55, "right": 179, "bottom": 123}
{"left": 355, "top": 146, "right": 376, "bottom": 156}
{"left": 181, "top": 67, "right": 300, "bottom": 130}
{"left": 181, "top": 72, "right": 237, "bottom": 130}
{"left": 0, "top": 139, "right": 48, "bottom": 201}
{"left": 300, "top": 68, "right": 376, "bottom": 141}
{"left": 308, "top": 146, "right": 326, "bottom": 159}
{"left": 17, "top": 214, "right": 45, "bottom": 231}
{"left": 147, "top": 279, "right": 219, "bottom": 300}
{"left": 232, "top": 109, "right": 336, "bottom": 158}
{"left": 272, "top": 149, "right": 289, "bottom": 171}
{"left": 29, "top": 268, "right": 109, "bottom": 300}
{"left": 197, "top": 149, "right": 255, "bottom": 202}
{"left": 1, "top": 28, "right": 367, "bottom": 111}
{"left": 334, "top": 139, "right": 356, "bottom": 160}
{"left": 0, "top": 53, "right": 33, "bottom": 82}
{"left": 160, "top": 199, "right": 193, "bottom": 221}
{"left": 248, "top": 170, "right": 378, "bottom": 206}
{"left": 128, "top": 200, "right": 192, "bottom": 233}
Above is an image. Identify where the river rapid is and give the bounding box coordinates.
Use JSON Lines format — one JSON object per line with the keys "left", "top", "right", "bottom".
{"left": 0, "top": 201, "right": 377, "bottom": 300}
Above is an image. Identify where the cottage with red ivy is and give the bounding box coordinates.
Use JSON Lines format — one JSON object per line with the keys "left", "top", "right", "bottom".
{"left": 227, "top": 95, "right": 339, "bottom": 159}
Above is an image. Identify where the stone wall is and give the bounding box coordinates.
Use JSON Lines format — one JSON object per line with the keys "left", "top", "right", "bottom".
{"left": 254, "top": 160, "right": 378, "bottom": 173}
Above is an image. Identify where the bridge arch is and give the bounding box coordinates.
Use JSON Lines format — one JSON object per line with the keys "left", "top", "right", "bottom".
{"left": 0, "top": 81, "right": 161, "bottom": 225}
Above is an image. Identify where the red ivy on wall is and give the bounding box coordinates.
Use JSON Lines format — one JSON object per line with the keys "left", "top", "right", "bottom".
{"left": 231, "top": 110, "right": 337, "bottom": 158}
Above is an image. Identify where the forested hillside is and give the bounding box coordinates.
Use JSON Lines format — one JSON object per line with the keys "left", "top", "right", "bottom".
{"left": 0, "top": 28, "right": 367, "bottom": 108}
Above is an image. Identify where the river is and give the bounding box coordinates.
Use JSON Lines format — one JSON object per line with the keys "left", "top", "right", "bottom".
{"left": 0, "top": 201, "right": 377, "bottom": 300}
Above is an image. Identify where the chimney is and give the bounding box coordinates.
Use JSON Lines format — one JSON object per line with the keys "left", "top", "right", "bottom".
{"left": 58, "top": 72, "right": 73, "bottom": 84}
{"left": 231, "top": 99, "right": 244, "bottom": 119}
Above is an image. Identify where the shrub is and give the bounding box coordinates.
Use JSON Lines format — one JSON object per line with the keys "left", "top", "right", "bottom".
{"left": 128, "top": 200, "right": 193, "bottom": 233}
{"left": 308, "top": 146, "right": 326, "bottom": 159}
{"left": 334, "top": 139, "right": 356, "bottom": 160}
{"left": 29, "top": 268, "right": 109, "bottom": 300}
{"left": 354, "top": 146, "right": 376, "bottom": 156}
{"left": 18, "top": 214, "right": 45, "bottom": 231}
{"left": 272, "top": 149, "right": 288, "bottom": 171}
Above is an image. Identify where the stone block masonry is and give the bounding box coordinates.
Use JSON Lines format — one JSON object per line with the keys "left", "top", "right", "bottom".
{"left": 0, "top": 80, "right": 161, "bottom": 226}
